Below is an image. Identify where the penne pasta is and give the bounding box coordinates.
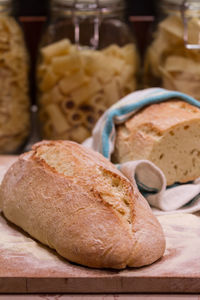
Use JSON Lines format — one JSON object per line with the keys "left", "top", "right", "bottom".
{"left": 39, "top": 67, "right": 59, "bottom": 92}
{"left": 66, "top": 109, "right": 85, "bottom": 126}
{"left": 59, "top": 69, "right": 88, "bottom": 95}
{"left": 41, "top": 39, "right": 71, "bottom": 62}
{"left": 71, "top": 77, "right": 101, "bottom": 104}
{"left": 61, "top": 98, "right": 76, "bottom": 113}
{"left": 42, "top": 120, "right": 55, "bottom": 139}
{"left": 38, "top": 38, "right": 138, "bottom": 142}
{"left": 45, "top": 103, "right": 70, "bottom": 133}
{"left": 104, "top": 79, "right": 121, "bottom": 106}
{"left": 68, "top": 125, "right": 90, "bottom": 143}
{"left": 83, "top": 112, "right": 97, "bottom": 130}
{"left": 52, "top": 52, "right": 82, "bottom": 76}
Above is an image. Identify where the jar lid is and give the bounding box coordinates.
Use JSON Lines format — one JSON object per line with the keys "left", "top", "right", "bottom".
{"left": 161, "top": 0, "right": 183, "bottom": 4}
{"left": 161, "top": 0, "right": 199, "bottom": 6}
{"left": 52, "top": 0, "right": 124, "bottom": 9}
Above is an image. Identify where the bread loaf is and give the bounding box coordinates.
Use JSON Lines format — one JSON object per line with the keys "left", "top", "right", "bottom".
{"left": 0, "top": 140, "right": 165, "bottom": 269}
{"left": 113, "top": 100, "right": 200, "bottom": 186}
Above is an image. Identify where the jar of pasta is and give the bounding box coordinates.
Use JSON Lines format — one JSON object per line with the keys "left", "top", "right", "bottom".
{"left": 0, "top": 0, "right": 30, "bottom": 154}
{"left": 144, "top": 0, "right": 200, "bottom": 100}
{"left": 37, "top": 0, "right": 139, "bottom": 143}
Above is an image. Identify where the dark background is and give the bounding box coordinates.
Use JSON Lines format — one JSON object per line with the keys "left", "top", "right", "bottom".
{"left": 13, "top": 0, "right": 156, "bottom": 17}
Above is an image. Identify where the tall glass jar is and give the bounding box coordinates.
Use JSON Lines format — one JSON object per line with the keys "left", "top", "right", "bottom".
{"left": 0, "top": 0, "right": 30, "bottom": 154}
{"left": 144, "top": 0, "right": 200, "bottom": 100}
{"left": 37, "top": 0, "right": 139, "bottom": 143}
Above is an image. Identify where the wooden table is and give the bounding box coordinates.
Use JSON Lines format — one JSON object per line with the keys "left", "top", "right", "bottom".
{"left": 0, "top": 156, "right": 200, "bottom": 295}
{"left": 0, "top": 295, "right": 200, "bottom": 299}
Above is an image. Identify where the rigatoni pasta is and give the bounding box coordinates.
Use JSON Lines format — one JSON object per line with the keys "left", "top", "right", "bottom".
{"left": 37, "top": 38, "right": 138, "bottom": 142}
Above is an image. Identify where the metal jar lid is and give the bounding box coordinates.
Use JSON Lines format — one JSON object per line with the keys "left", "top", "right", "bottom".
{"left": 161, "top": 0, "right": 200, "bottom": 7}
{"left": 52, "top": 0, "right": 125, "bottom": 10}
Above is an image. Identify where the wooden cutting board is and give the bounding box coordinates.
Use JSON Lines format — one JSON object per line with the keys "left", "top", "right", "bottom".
{"left": 0, "top": 155, "right": 200, "bottom": 294}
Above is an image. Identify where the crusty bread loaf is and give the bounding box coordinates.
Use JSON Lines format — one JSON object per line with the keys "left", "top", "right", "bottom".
{"left": 112, "top": 100, "right": 200, "bottom": 186}
{"left": 0, "top": 140, "right": 165, "bottom": 269}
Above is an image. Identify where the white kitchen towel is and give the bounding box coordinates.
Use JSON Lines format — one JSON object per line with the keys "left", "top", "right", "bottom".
{"left": 83, "top": 88, "right": 200, "bottom": 215}
{"left": 119, "top": 161, "right": 200, "bottom": 215}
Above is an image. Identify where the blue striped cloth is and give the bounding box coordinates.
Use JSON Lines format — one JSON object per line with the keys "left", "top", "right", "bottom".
{"left": 83, "top": 88, "right": 200, "bottom": 214}
{"left": 88, "top": 88, "right": 200, "bottom": 158}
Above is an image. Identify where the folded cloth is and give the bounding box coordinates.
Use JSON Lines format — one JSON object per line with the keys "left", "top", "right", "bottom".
{"left": 120, "top": 161, "right": 200, "bottom": 215}
{"left": 83, "top": 88, "right": 200, "bottom": 215}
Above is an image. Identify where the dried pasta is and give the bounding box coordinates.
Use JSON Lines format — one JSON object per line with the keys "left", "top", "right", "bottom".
{"left": 0, "top": 16, "right": 30, "bottom": 154}
{"left": 45, "top": 103, "right": 70, "bottom": 133}
{"left": 66, "top": 109, "right": 85, "bottom": 126}
{"left": 68, "top": 125, "right": 90, "bottom": 143}
{"left": 42, "top": 120, "right": 55, "bottom": 140}
{"left": 144, "top": 15, "right": 200, "bottom": 100}
{"left": 37, "top": 38, "right": 138, "bottom": 142}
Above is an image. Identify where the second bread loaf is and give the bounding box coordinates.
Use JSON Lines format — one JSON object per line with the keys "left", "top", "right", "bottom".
{"left": 113, "top": 100, "right": 200, "bottom": 186}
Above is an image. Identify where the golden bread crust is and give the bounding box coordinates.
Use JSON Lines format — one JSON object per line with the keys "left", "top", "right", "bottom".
{"left": 0, "top": 140, "right": 165, "bottom": 269}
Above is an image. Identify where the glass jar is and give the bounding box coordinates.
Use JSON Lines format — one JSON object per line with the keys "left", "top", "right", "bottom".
{"left": 144, "top": 0, "right": 200, "bottom": 100}
{"left": 37, "top": 0, "right": 139, "bottom": 143}
{"left": 0, "top": 0, "right": 30, "bottom": 154}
